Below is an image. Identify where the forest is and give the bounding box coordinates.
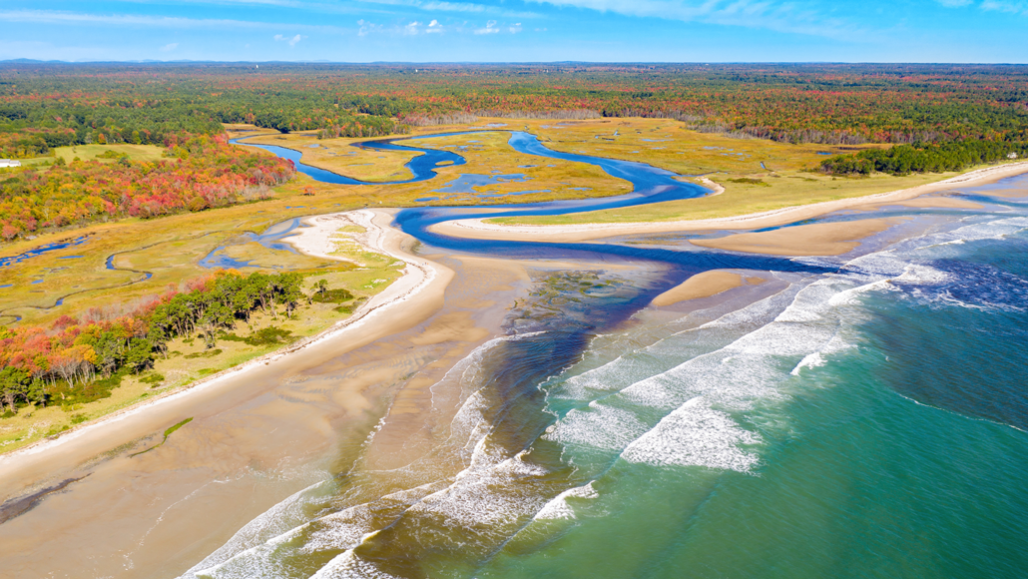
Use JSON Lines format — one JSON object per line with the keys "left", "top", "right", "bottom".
{"left": 2, "top": 63, "right": 1027, "bottom": 151}
{"left": 0, "top": 134, "right": 294, "bottom": 241}
{"left": 821, "top": 139, "right": 1028, "bottom": 175}
{"left": 0, "top": 270, "right": 306, "bottom": 414}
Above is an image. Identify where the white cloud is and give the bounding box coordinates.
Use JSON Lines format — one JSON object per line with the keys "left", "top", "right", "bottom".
{"left": 0, "top": 9, "right": 345, "bottom": 33}
{"left": 355, "top": 0, "right": 539, "bottom": 18}
{"left": 474, "top": 19, "right": 499, "bottom": 34}
{"left": 426, "top": 19, "right": 444, "bottom": 32}
{"left": 273, "top": 33, "right": 306, "bottom": 45}
{"left": 981, "top": 0, "right": 1028, "bottom": 14}
{"left": 523, "top": 0, "right": 858, "bottom": 37}
{"left": 159, "top": 42, "right": 179, "bottom": 52}
{"left": 509, "top": 22, "right": 522, "bottom": 33}
{"left": 357, "top": 19, "right": 383, "bottom": 36}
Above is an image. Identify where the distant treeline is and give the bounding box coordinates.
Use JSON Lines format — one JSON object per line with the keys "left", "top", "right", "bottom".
{"left": 2, "top": 63, "right": 1028, "bottom": 150}
{"left": 821, "top": 140, "right": 1028, "bottom": 176}
{"left": 0, "top": 270, "right": 307, "bottom": 413}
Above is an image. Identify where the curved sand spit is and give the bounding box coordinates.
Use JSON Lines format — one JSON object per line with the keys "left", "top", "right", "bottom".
{"left": 433, "top": 161, "right": 1028, "bottom": 243}
{"left": 0, "top": 209, "right": 450, "bottom": 468}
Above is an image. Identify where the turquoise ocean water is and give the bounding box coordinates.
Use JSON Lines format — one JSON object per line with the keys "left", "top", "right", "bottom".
{"left": 182, "top": 174, "right": 1028, "bottom": 578}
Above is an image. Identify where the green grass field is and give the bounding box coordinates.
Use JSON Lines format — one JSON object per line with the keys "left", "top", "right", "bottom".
{"left": 19, "top": 143, "right": 166, "bottom": 167}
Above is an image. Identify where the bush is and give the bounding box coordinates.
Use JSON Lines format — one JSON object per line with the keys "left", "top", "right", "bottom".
{"left": 242, "top": 326, "right": 293, "bottom": 346}
{"left": 312, "top": 288, "right": 355, "bottom": 304}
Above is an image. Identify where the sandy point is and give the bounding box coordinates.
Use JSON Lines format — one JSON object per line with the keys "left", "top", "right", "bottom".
{"left": 0, "top": 208, "right": 453, "bottom": 491}
{"left": 430, "top": 161, "right": 1028, "bottom": 243}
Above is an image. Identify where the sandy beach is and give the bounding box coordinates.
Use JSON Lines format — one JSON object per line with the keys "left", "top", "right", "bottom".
{"left": 431, "top": 161, "right": 1028, "bottom": 243}
{"left": 0, "top": 209, "right": 449, "bottom": 482}
{"left": 0, "top": 209, "right": 516, "bottom": 578}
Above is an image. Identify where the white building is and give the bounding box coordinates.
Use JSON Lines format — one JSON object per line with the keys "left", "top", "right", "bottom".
{"left": 0, "top": 159, "right": 22, "bottom": 168}
{"left": 1008, "top": 152, "right": 1019, "bottom": 160}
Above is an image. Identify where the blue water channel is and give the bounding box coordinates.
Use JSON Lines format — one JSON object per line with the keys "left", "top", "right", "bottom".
{"left": 239, "top": 130, "right": 838, "bottom": 288}
{"left": 0, "top": 235, "right": 90, "bottom": 269}
{"left": 229, "top": 135, "right": 467, "bottom": 185}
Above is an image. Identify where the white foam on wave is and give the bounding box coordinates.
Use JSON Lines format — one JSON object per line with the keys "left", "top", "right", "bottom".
{"left": 534, "top": 481, "right": 599, "bottom": 520}
{"left": 548, "top": 285, "right": 801, "bottom": 406}
{"left": 310, "top": 550, "right": 403, "bottom": 579}
{"left": 543, "top": 271, "right": 880, "bottom": 474}
{"left": 621, "top": 397, "right": 760, "bottom": 471}
{"left": 184, "top": 479, "right": 332, "bottom": 579}
{"left": 546, "top": 402, "right": 651, "bottom": 450}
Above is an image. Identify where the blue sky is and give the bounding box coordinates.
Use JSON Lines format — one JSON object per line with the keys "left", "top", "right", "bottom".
{"left": 1, "top": 0, "right": 1027, "bottom": 63}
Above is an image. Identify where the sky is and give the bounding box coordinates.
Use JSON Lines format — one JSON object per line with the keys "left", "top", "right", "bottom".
{"left": 1, "top": 0, "right": 1027, "bottom": 63}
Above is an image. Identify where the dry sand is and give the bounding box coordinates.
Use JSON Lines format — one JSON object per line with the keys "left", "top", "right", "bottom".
{"left": 652, "top": 271, "right": 746, "bottom": 306}
{"left": 0, "top": 210, "right": 449, "bottom": 482}
{"left": 0, "top": 213, "right": 533, "bottom": 579}
{"left": 432, "top": 161, "right": 1028, "bottom": 243}
{"left": 690, "top": 218, "right": 905, "bottom": 257}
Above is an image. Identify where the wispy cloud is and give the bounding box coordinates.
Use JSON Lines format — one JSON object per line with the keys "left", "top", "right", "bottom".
{"left": 524, "top": 0, "right": 860, "bottom": 37}
{"left": 160, "top": 42, "right": 179, "bottom": 52}
{"left": 981, "top": 0, "right": 1028, "bottom": 14}
{"left": 426, "top": 19, "right": 444, "bottom": 33}
{"left": 355, "top": 0, "right": 540, "bottom": 19}
{"left": 274, "top": 33, "right": 306, "bottom": 46}
{"left": 474, "top": 19, "right": 499, "bottom": 34}
{"left": 0, "top": 9, "right": 345, "bottom": 33}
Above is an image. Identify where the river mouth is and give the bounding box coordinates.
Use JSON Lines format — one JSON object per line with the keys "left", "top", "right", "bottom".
{"left": 7, "top": 128, "right": 1028, "bottom": 579}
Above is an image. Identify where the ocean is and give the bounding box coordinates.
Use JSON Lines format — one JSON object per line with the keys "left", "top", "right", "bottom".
{"left": 181, "top": 173, "right": 1028, "bottom": 578}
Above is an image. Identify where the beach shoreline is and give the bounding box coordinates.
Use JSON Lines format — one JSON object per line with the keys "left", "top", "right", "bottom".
{"left": 431, "top": 161, "right": 1028, "bottom": 243}
{"left": 0, "top": 209, "right": 452, "bottom": 487}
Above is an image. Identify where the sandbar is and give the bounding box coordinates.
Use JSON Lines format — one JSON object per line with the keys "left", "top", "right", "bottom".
{"left": 652, "top": 271, "right": 748, "bottom": 306}
{"left": 431, "top": 161, "right": 1028, "bottom": 243}
{"left": 690, "top": 218, "right": 903, "bottom": 257}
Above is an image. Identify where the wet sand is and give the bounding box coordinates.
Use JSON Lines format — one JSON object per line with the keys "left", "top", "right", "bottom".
{"left": 690, "top": 218, "right": 905, "bottom": 257}
{"left": 431, "top": 162, "right": 1028, "bottom": 243}
{"left": 0, "top": 213, "right": 530, "bottom": 579}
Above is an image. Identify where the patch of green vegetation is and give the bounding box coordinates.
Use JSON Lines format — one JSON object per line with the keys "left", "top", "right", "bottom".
{"left": 336, "top": 296, "right": 367, "bottom": 314}
{"left": 727, "top": 177, "right": 770, "bottom": 186}
{"left": 54, "top": 370, "right": 126, "bottom": 408}
{"left": 128, "top": 417, "right": 193, "bottom": 457}
{"left": 184, "top": 348, "right": 222, "bottom": 359}
{"left": 312, "top": 287, "right": 355, "bottom": 304}
{"left": 46, "top": 424, "right": 70, "bottom": 438}
{"left": 138, "top": 372, "right": 164, "bottom": 384}
{"left": 221, "top": 326, "right": 294, "bottom": 347}
{"left": 70, "top": 413, "right": 88, "bottom": 424}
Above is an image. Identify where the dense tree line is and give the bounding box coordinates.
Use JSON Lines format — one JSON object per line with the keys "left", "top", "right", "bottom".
{"left": 0, "top": 134, "right": 294, "bottom": 241}
{"left": 0, "top": 270, "right": 305, "bottom": 412}
{"left": 2, "top": 63, "right": 1027, "bottom": 150}
{"left": 821, "top": 139, "right": 1028, "bottom": 176}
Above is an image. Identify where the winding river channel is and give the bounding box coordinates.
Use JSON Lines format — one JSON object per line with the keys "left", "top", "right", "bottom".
{"left": 234, "top": 131, "right": 836, "bottom": 288}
